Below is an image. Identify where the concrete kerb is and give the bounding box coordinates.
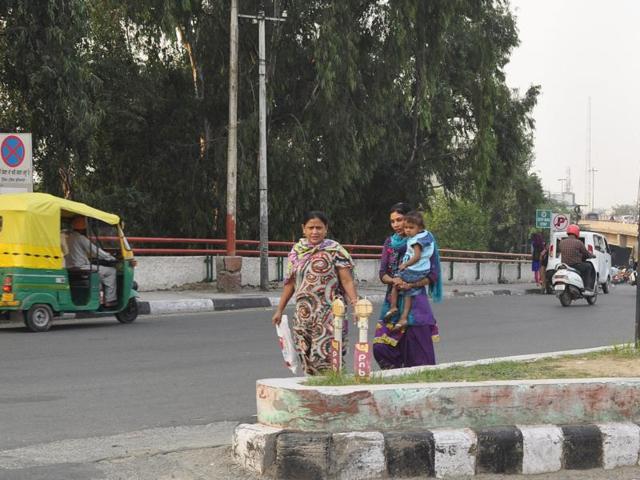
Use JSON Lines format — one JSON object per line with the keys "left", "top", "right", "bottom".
{"left": 112, "top": 285, "right": 544, "bottom": 318}
{"left": 234, "top": 346, "right": 640, "bottom": 478}
{"left": 234, "top": 422, "right": 640, "bottom": 478}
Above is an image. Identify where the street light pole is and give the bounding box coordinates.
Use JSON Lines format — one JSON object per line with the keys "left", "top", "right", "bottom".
{"left": 239, "top": 5, "right": 285, "bottom": 291}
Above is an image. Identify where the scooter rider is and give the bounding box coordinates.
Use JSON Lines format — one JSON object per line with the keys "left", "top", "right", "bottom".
{"left": 558, "top": 224, "right": 596, "bottom": 292}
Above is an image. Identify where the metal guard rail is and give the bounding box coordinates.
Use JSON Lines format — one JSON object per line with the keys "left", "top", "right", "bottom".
{"left": 100, "top": 236, "right": 531, "bottom": 263}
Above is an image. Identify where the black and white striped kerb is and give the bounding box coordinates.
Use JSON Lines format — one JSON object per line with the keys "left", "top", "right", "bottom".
{"left": 234, "top": 422, "right": 640, "bottom": 478}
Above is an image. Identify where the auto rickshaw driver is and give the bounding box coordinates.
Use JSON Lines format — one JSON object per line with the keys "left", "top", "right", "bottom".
{"left": 65, "top": 216, "right": 118, "bottom": 307}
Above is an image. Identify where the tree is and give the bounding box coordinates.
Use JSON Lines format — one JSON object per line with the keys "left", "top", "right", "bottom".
{"left": 427, "top": 192, "right": 490, "bottom": 251}
{"left": 612, "top": 204, "right": 638, "bottom": 217}
{"left": 0, "top": 0, "right": 100, "bottom": 198}
{"left": 0, "top": 0, "right": 542, "bottom": 246}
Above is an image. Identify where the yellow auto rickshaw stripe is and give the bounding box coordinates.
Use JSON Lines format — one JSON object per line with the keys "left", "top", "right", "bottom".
{"left": 0, "top": 244, "right": 63, "bottom": 269}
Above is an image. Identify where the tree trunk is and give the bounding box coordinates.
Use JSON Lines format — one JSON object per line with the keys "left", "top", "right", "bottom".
{"left": 176, "top": 25, "right": 211, "bottom": 160}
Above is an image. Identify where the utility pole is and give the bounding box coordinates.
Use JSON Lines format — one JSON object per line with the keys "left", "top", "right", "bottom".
{"left": 589, "top": 167, "right": 598, "bottom": 211}
{"left": 584, "top": 97, "right": 592, "bottom": 210}
{"left": 557, "top": 178, "right": 566, "bottom": 194}
{"left": 635, "top": 176, "right": 640, "bottom": 348}
{"left": 226, "top": 0, "right": 239, "bottom": 256}
{"left": 239, "top": 3, "right": 285, "bottom": 291}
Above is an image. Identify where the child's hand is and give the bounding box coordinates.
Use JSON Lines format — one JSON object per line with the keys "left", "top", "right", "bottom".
{"left": 399, "top": 263, "right": 407, "bottom": 271}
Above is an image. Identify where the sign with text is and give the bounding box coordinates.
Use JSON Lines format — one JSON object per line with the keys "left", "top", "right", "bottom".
{"left": 551, "top": 213, "right": 570, "bottom": 232}
{"left": 0, "top": 133, "right": 33, "bottom": 193}
{"left": 353, "top": 342, "right": 371, "bottom": 379}
{"left": 535, "top": 209, "right": 552, "bottom": 228}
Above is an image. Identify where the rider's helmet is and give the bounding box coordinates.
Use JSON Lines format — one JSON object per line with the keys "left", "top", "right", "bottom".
{"left": 566, "top": 224, "right": 580, "bottom": 238}
{"left": 71, "top": 216, "right": 87, "bottom": 231}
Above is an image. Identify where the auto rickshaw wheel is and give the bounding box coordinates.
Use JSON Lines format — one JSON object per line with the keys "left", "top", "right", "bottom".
{"left": 116, "top": 298, "right": 138, "bottom": 324}
{"left": 24, "top": 304, "right": 53, "bottom": 332}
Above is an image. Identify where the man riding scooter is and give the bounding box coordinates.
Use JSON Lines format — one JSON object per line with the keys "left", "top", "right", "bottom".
{"left": 558, "top": 224, "right": 596, "bottom": 293}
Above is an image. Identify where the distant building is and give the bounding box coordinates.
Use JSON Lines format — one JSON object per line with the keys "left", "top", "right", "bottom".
{"left": 548, "top": 191, "right": 576, "bottom": 207}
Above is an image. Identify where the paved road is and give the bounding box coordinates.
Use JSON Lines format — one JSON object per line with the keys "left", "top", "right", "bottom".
{"left": 0, "top": 285, "right": 636, "bottom": 474}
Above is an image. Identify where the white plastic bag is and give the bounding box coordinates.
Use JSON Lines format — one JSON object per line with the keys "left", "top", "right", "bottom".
{"left": 275, "top": 314, "right": 300, "bottom": 374}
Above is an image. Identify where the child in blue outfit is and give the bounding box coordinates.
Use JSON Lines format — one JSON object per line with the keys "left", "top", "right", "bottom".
{"left": 384, "top": 211, "right": 435, "bottom": 331}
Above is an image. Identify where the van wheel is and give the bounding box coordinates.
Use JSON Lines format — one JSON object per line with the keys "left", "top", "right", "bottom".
{"left": 559, "top": 291, "right": 572, "bottom": 307}
{"left": 602, "top": 276, "right": 610, "bottom": 294}
{"left": 24, "top": 304, "right": 53, "bottom": 332}
{"left": 116, "top": 298, "right": 138, "bottom": 324}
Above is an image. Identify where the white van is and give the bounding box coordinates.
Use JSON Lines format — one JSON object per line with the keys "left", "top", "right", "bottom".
{"left": 546, "top": 231, "right": 612, "bottom": 293}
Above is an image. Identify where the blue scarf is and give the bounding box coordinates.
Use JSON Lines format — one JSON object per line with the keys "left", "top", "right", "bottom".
{"left": 389, "top": 233, "right": 407, "bottom": 250}
{"left": 429, "top": 237, "right": 443, "bottom": 304}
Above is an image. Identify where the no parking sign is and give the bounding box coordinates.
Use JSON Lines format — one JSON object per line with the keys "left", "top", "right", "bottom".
{"left": 0, "top": 133, "right": 33, "bottom": 193}
{"left": 551, "top": 213, "right": 570, "bottom": 232}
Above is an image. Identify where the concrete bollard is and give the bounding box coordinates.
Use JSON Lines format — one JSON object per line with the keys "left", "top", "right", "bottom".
{"left": 353, "top": 298, "right": 373, "bottom": 379}
{"left": 330, "top": 298, "right": 345, "bottom": 372}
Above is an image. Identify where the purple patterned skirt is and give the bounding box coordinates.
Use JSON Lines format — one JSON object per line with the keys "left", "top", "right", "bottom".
{"left": 373, "top": 290, "right": 437, "bottom": 369}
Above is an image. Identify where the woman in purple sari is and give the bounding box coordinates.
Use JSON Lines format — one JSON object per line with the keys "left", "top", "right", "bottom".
{"left": 373, "top": 203, "right": 442, "bottom": 369}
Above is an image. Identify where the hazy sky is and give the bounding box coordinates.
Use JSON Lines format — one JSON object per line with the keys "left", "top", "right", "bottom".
{"left": 504, "top": 0, "right": 640, "bottom": 210}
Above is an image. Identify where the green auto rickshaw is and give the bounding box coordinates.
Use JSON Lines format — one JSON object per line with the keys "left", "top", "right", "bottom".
{"left": 0, "top": 193, "right": 139, "bottom": 332}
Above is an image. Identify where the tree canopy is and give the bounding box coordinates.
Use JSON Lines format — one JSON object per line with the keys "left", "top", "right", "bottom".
{"left": 0, "top": 0, "right": 544, "bottom": 250}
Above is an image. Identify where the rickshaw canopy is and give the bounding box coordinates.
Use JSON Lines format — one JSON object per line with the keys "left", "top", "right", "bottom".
{"left": 0, "top": 193, "right": 120, "bottom": 269}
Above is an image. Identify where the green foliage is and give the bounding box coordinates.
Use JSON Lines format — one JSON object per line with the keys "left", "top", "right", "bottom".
{"left": 0, "top": 0, "right": 542, "bottom": 246}
{"left": 612, "top": 204, "right": 638, "bottom": 216}
{"left": 484, "top": 172, "right": 547, "bottom": 252}
{"left": 426, "top": 192, "right": 490, "bottom": 251}
{"left": 0, "top": 0, "right": 100, "bottom": 197}
{"left": 306, "top": 345, "right": 640, "bottom": 386}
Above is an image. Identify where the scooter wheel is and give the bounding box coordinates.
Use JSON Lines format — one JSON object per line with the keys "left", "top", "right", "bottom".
{"left": 586, "top": 294, "right": 597, "bottom": 305}
{"left": 559, "top": 291, "right": 572, "bottom": 307}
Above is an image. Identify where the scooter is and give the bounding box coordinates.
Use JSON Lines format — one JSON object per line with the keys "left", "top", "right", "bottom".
{"left": 551, "top": 261, "right": 598, "bottom": 307}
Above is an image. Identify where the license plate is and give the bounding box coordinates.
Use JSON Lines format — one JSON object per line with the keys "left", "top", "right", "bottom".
{"left": 554, "top": 284, "right": 566, "bottom": 291}
{"left": 1, "top": 293, "right": 13, "bottom": 302}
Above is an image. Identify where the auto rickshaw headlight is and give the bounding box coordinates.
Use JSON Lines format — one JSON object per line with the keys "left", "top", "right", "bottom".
{"left": 2, "top": 276, "right": 12, "bottom": 293}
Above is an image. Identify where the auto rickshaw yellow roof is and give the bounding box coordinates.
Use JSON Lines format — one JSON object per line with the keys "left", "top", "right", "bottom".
{"left": 0, "top": 193, "right": 121, "bottom": 269}
{"left": 0, "top": 192, "right": 120, "bottom": 225}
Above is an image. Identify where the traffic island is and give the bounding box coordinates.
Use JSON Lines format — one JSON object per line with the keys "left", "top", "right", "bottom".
{"left": 233, "top": 349, "right": 640, "bottom": 478}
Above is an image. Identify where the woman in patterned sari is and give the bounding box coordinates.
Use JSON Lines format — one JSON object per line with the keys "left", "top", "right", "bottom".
{"left": 272, "top": 211, "right": 358, "bottom": 375}
{"left": 373, "top": 203, "right": 442, "bottom": 369}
